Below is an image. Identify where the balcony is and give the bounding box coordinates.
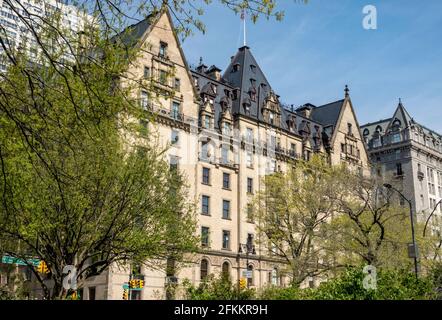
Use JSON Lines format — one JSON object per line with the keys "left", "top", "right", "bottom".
{"left": 217, "top": 158, "right": 239, "bottom": 170}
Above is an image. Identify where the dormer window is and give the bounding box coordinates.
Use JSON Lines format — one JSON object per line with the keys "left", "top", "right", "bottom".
{"left": 232, "top": 63, "right": 240, "bottom": 73}
{"left": 269, "top": 112, "right": 275, "bottom": 125}
{"left": 250, "top": 65, "right": 257, "bottom": 73}
{"left": 193, "top": 76, "right": 199, "bottom": 87}
{"left": 249, "top": 87, "right": 257, "bottom": 102}
{"left": 159, "top": 41, "right": 168, "bottom": 57}
{"left": 212, "top": 84, "right": 217, "bottom": 94}
{"left": 250, "top": 78, "right": 256, "bottom": 86}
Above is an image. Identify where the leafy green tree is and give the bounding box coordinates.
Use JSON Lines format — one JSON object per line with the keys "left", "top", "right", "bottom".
{"left": 252, "top": 155, "right": 349, "bottom": 287}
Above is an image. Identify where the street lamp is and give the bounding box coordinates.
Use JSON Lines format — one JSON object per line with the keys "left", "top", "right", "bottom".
{"left": 237, "top": 235, "right": 256, "bottom": 295}
{"left": 383, "top": 183, "right": 419, "bottom": 278}
{"left": 423, "top": 199, "right": 442, "bottom": 237}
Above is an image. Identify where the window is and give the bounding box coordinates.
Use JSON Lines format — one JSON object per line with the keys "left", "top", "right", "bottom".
{"left": 169, "top": 156, "right": 179, "bottom": 172}
{"left": 143, "top": 66, "right": 150, "bottom": 79}
{"left": 271, "top": 268, "right": 279, "bottom": 286}
{"left": 246, "top": 152, "right": 253, "bottom": 168}
{"left": 247, "top": 265, "right": 254, "bottom": 287}
{"left": 269, "top": 112, "right": 275, "bottom": 125}
{"left": 193, "top": 76, "right": 199, "bottom": 87}
{"left": 140, "top": 90, "right": 148, "bottom": 109}
{"left": 201, "top": 142, "right": 209, "bottom": 160}
{"left": 246, "top": 203, "right": 254, "bottom": 223}
{"left": 221, "top": 145, "right": 229, "bottom": 164}
{"left": 171, "top": 130, "right": 179, "bottom": 145}
{"left": 347, "top": 123, "right": 353, "bottom": 135}
{"left": 223, "top": 122, "right": 231, "bottom": 136}
{"left": 172, "top": 102, "right": 180, "bottom": 120}
{"left": 159, "top": 69, "right": 167, "bottom": 85}
{"left": 396, "top": 163, "right": 403, "bottom": 176}
{"left": 222, "top": 200, "right": 231, "bottom": 219}
{"left": 222, "top": 262, "right": 230, "bottom": 279}
{"left": 202, "top": 195, "right": 210, "bottom": 215}
{"left": 428, "top": 167, "right": 436, "bottom": 195}
{"left": 247, "top": 178, "right": 253, "bottom": 194}
{"left": 222, "top": 230, "right": 230, "bottom": 250}
{"left": 341, "top": 143, "right": 346, "bottom": 153}
{"left": 290, "top": 143, "right": 296, "bottom": 156}
{"left": 223, "top": 173, "right": 230, "bottom": 189}
{"left": 232, "top": 63, "right": 240, "bottom": 72}
{"left": 200, "top": 259, "right": 208, "bottom": 281}
{"left": 159, "top": 41, "right": 168, "bottom": 57}
{"left": 202, "top": 167, "right": 210, "bottom": 185}
{"left": 204, "top": 115, "right": 211, "bottom": 129}
{"left": 246, "top": 128, "right": 253, "bottom": 143}
{"left": 174, "top": 78, "right": 180, "bottom": 91}
{"left": 201, "top": 227, "right": 209, "bottom": 247}
{"left": 88, "top": 287, "right": 96, "bottom": 300}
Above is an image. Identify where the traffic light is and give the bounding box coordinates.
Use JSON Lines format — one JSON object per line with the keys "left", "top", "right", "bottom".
{"left": 37, "top": 261, "right": 49, "bottom": 274}
{"left": 239, "top": 278, "right": 247, "bottom": 290}
{"left": 129, "top": 279, "right": 137, "bottom": 289}
{"left": 139, "top": 279, "right": 144, "bottom": 289}
{"left": 122, "top": 289, "right": 129, "bottom": 300}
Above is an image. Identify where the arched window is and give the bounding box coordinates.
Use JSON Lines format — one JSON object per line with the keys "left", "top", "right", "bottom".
{"left": 247, "top": 265, "right": 254, "bottom": 287}
{"left": 363, "top": 129, "right": 370, "bottom": 136}
{"left": 222, "top": 262, "right": 230, "bottom": 279}
{"left": 375, "top": 125, "right": 383, "bottom": 133}
{"left": 200, "top": 259, "right": 209, "bottom": 281}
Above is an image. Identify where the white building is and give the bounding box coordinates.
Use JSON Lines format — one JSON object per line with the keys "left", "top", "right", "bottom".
{"left": 0, "top": 0, "right": 93, "bottom": 70}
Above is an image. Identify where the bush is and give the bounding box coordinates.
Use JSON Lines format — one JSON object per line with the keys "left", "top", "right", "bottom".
{"left": 183, "top": 274, "right": 256, "bottom": 300}
{"left": 260, "top": 266, "right": 436, "bottom": 300}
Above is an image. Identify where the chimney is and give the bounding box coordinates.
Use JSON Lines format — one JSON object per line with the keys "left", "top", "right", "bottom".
{"left": 296, "top": 104, "right": 314, "bottom": 119}
{"left": 206, "top": 65, "right": 222, "bottom": 81}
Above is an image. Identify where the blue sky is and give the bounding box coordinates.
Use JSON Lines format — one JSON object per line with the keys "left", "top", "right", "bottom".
{"left": 179, "top": 0, "right": 442, "bottom": 132}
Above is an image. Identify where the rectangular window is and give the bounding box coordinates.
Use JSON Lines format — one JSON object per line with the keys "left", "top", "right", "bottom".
{"left": 223, "top": 173, "right": 230, "bottom": 189}
{"left": 221, "top": 145, "right": 229, "bottom": 164}
{"left": 202, "top": 167, "right": 210, "bottom": 185}
{"left": 160, "top": 70, "right": 167, "bottom": 85}
{"left": 347, "top": 123, "right": 353, "bottom": 135}
{"left": 396, "top": 163, "right": 403, "bottom": 176}
{"left": 222, "top": 230, "right": 230, "bottom": 250}
{"left": 140, "top": 90, "right": 148, "bottom": 109}
{"left": 223, "top": 122, "right": 231, "bottom": 136}
{"left": 201, "top": 142, "right": 209, "bottom": 161}
{"left": 246, "top": 152, "right": 253, "bottom": 168}
{"left": 246, "top": 128, "right": 253, "bottom": 143}
{"left": 159, "top": 41, "right": 168, "bottom": 57}
{"left": 171, "top": 130, "right": 179, "bottom": 145}
{"left": 341, "top": 143, "right": 346, "bottom": 153}
{"left": 202, "top": 195, "right": 210, "bottom": 215}
{"left": 290, "top": 143, "right": 296, "bottom": 155}
{"left": 88, "top": 287, "right": 96, "bottom": 300}
{"left": 247, "top": 178, "right": 253, "bottom": 194}
{"left": 201, "top": 227, "right": 209, "bottom": 247}
{"left": 172, "top": 102, "right": 180, "bottom": 120}
{"left": 204, "top": 115, "right": 211, "bottom": 129}
{"left": 144, "top": 66, "right": 150, "bottom": 79}
{"left": 174, "top": 78, "right": 180, "bottom": 91}
{"left": 222, "top": 200, "right": 230, "bottom": 219}
{"left": 247, "top": 203, "right": 254, "bottom": 223}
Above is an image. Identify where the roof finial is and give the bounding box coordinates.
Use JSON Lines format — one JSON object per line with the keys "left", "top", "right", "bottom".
{"left": 199, "top": 57, "right": 203, "bottom": 66}
{"left": 399, "top": 97, "right": 402, "bottom": 105}
{"left": 344, "top": 85, "right": 350, "bottom": 98}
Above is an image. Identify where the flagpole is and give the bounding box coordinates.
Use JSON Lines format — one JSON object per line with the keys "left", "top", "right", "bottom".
{"left": 242, "top": 9, "right": 246, "bottom": 46}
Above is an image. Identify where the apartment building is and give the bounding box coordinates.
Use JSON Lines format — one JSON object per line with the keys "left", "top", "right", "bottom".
{"left": 1, "top": 7, "right": 370, "bottom": 299}
{"left": 361, "top": 102, "right": 442, "bottom": 233}
{"left": 0, "top": 0, "right": 92, "bottom": 70}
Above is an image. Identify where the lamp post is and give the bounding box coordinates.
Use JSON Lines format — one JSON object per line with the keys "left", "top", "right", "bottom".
{"left": 238, "top": 235, "right": 256, "bottom": 293}
{"left": 383, "top": 183, "right": 419, "bottom": 278}
{"left": 423, "top": 199, "right": 442, "bottom": 237}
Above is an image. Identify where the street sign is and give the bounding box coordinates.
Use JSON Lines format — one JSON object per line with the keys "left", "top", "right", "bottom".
{"left": 242, "top": 270, "right": 253, "bottom": 279}
{"left": 1, "top": 255, "right": 40, "bottom": 267}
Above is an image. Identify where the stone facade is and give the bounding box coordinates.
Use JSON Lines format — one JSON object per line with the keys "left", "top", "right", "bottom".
{"left": 2, "top": 8, "right": 370, "bottom": 300}
{"left": 361, "top": 102, "right": 442, "bottom": 232}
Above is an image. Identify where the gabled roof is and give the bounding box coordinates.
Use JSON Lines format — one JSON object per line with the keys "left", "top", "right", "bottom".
{"left": 112, "top": 16, "right": 153, "bottom": 47}
{"left": 385, "top": 100, "right": 414, "bottom": 132}
{"left": 310, "top": 99, "right": 345, "bottom": 128}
